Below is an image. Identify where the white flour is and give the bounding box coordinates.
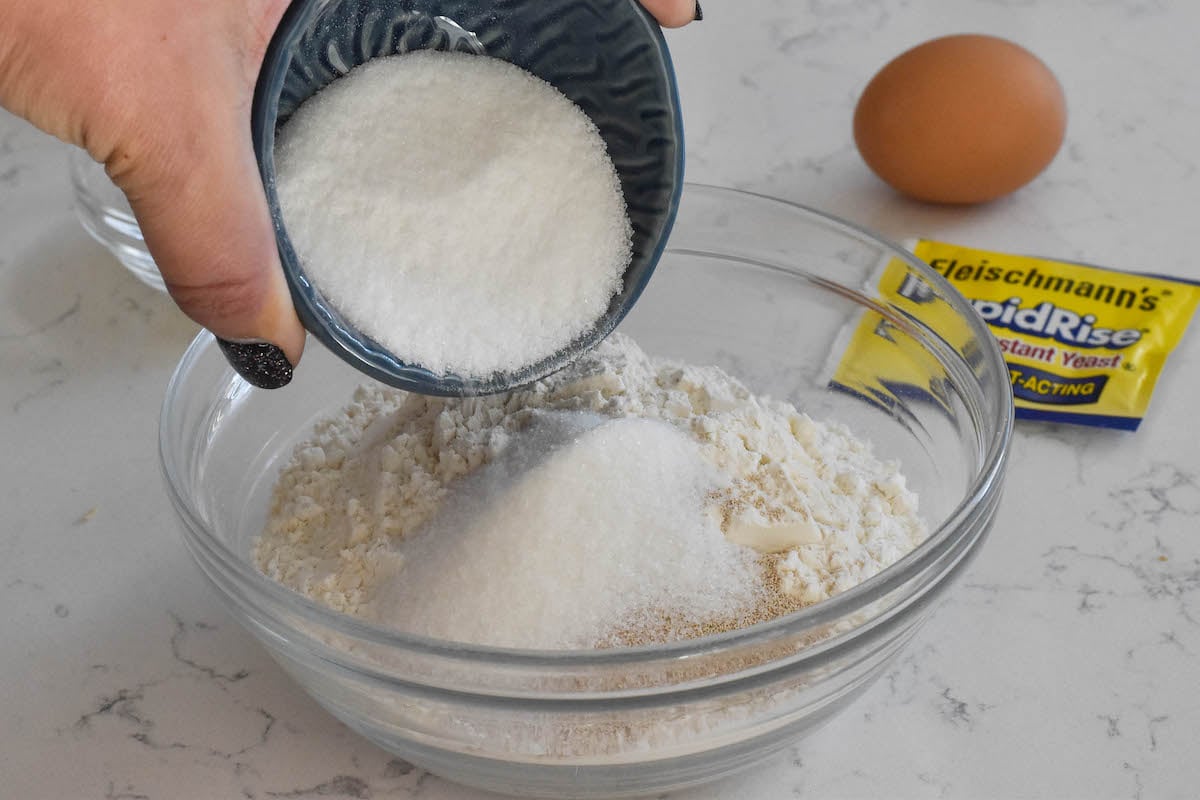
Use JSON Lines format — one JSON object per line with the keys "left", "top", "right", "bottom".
{"left": 274, "top": 51, "right": 631, "bottom": 378}
{"left": 255, "top": 335, "right": 926, "bottom": 648}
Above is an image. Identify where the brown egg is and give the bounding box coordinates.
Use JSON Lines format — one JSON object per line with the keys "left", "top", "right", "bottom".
{"left": 853, "top": 34, "right": 1067, "bottom": 204}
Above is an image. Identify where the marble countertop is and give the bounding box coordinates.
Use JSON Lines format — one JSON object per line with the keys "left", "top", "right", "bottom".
{"left": 3, "top": 1, "right": 1198, "bottom": 798}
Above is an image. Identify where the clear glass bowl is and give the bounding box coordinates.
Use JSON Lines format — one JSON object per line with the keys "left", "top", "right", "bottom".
{"left": 68, "top": 148, "right": 165, "bottom": 292}
{"left": 160, "top": 184, "right": 1012, "bottom": 798}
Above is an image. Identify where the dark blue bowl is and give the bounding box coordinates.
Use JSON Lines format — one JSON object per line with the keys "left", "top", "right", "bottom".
{"left": 251, "top": 0, "right": 684, "bottom": 396}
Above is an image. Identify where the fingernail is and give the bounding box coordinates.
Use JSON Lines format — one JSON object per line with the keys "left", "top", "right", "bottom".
{"left": 694, "top": 1, "right": 703, "bottom": 20}
{"left": 216, "top": 338, "right": 294, "bottom": 389}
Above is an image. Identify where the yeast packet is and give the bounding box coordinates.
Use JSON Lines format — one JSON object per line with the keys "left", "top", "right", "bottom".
{"left": 835, "top": 239, "right": 1200, "bottom": 430}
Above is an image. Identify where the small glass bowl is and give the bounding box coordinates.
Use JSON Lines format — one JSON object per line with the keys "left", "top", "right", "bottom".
{"left": 251, "top": 0, "right": 685, "bottom": 396}
{"left": 160, "top": 185, "right": 1012, "bottom": 798}
{"left": 68, "top": 148, "right": 165, "bottom": 292}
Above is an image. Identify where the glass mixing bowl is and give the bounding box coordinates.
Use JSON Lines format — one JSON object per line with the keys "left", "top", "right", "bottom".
{"left": 160, "top": 184, "right": 1012, "bottom": 798}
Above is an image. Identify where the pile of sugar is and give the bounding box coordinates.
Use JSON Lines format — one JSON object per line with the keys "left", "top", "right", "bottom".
{"left": 273, "top": 51, "right": 632, "bottom": 378}
{"left": 255, "top": 335, "right": 927, "bottom": 649}
{"left": 370, "top": 413, "right": 763, "bottom": 649}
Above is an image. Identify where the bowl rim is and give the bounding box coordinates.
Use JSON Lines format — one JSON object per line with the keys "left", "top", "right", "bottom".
{"left": 160, "top": 183, "right": 1013, "bottom": 668}
{"left": 249, "top": 0, "right": 686, "bottom": 397}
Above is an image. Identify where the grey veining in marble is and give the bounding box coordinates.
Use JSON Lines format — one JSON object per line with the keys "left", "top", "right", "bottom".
{"left": 3, "top": 1, "right": 1200, "bottom": 798}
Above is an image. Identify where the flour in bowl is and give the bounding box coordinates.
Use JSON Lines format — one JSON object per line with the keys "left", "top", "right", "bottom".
{"left": 273, "top": 51, "right": 632, "bottom": 378}
{"left": 255, "top": 335, "right": 927, "bottom": 649}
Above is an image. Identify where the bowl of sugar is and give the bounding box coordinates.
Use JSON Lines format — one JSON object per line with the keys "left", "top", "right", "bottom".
{"left": 251, "top": 0, "right": 684, "bottom": 395}
{"left": 162, "top": 184, "right": 1013, "bottom": 798}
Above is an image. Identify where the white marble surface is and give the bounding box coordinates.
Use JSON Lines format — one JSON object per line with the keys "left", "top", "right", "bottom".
{"left": 3, "top": 1, "right": 1199, "bottom": 798}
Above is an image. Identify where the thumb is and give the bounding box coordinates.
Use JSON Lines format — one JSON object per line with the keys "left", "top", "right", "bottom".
{"left": 639, "top": 0, "right": 702, "bottom": 27}
{"left": 112, "top": 108, "right": 305, "bottom": 389}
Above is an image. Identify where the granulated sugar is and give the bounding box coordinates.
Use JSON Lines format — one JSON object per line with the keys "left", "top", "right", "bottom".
{"left": 370, "top": 413, "right": 762, "bottom": 649}
{"left": 255, "top": 335, "right": 927, "bottom": 649}
{"left": 273, "top": 51, "right": 631, "bottom": 377}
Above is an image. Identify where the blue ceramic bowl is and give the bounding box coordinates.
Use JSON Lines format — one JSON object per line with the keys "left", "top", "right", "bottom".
{"left": 251, "top": 0, "right": 684, "bottom": 395}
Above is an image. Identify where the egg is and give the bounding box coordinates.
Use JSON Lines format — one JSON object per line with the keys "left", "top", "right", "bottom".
{"left": 853, "top": 34, "right": 1067, "bottom": 204}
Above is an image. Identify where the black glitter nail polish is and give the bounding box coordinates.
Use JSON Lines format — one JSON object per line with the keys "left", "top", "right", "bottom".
{"left": 694, "top": 1, "right": 703, "bottom": 20}
{"left": 217, "top": 339, "right": 294, "bottom": 389}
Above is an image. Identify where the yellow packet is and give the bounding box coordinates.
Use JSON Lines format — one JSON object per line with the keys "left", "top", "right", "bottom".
{"left": 834, "top": 239, "right": 1200, "bottom": 430}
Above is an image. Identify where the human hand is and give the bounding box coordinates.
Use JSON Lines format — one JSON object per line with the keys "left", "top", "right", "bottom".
{"left": 641, "top": 0, "right": 703, "bottom": 27}
{"left": 0, "top": 0, "right": 700, "bottom": 388}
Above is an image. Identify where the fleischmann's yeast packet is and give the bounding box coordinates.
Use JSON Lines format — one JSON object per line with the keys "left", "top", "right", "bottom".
{"left": 834, "top": 239, "right": 1200, "bottom": 430}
